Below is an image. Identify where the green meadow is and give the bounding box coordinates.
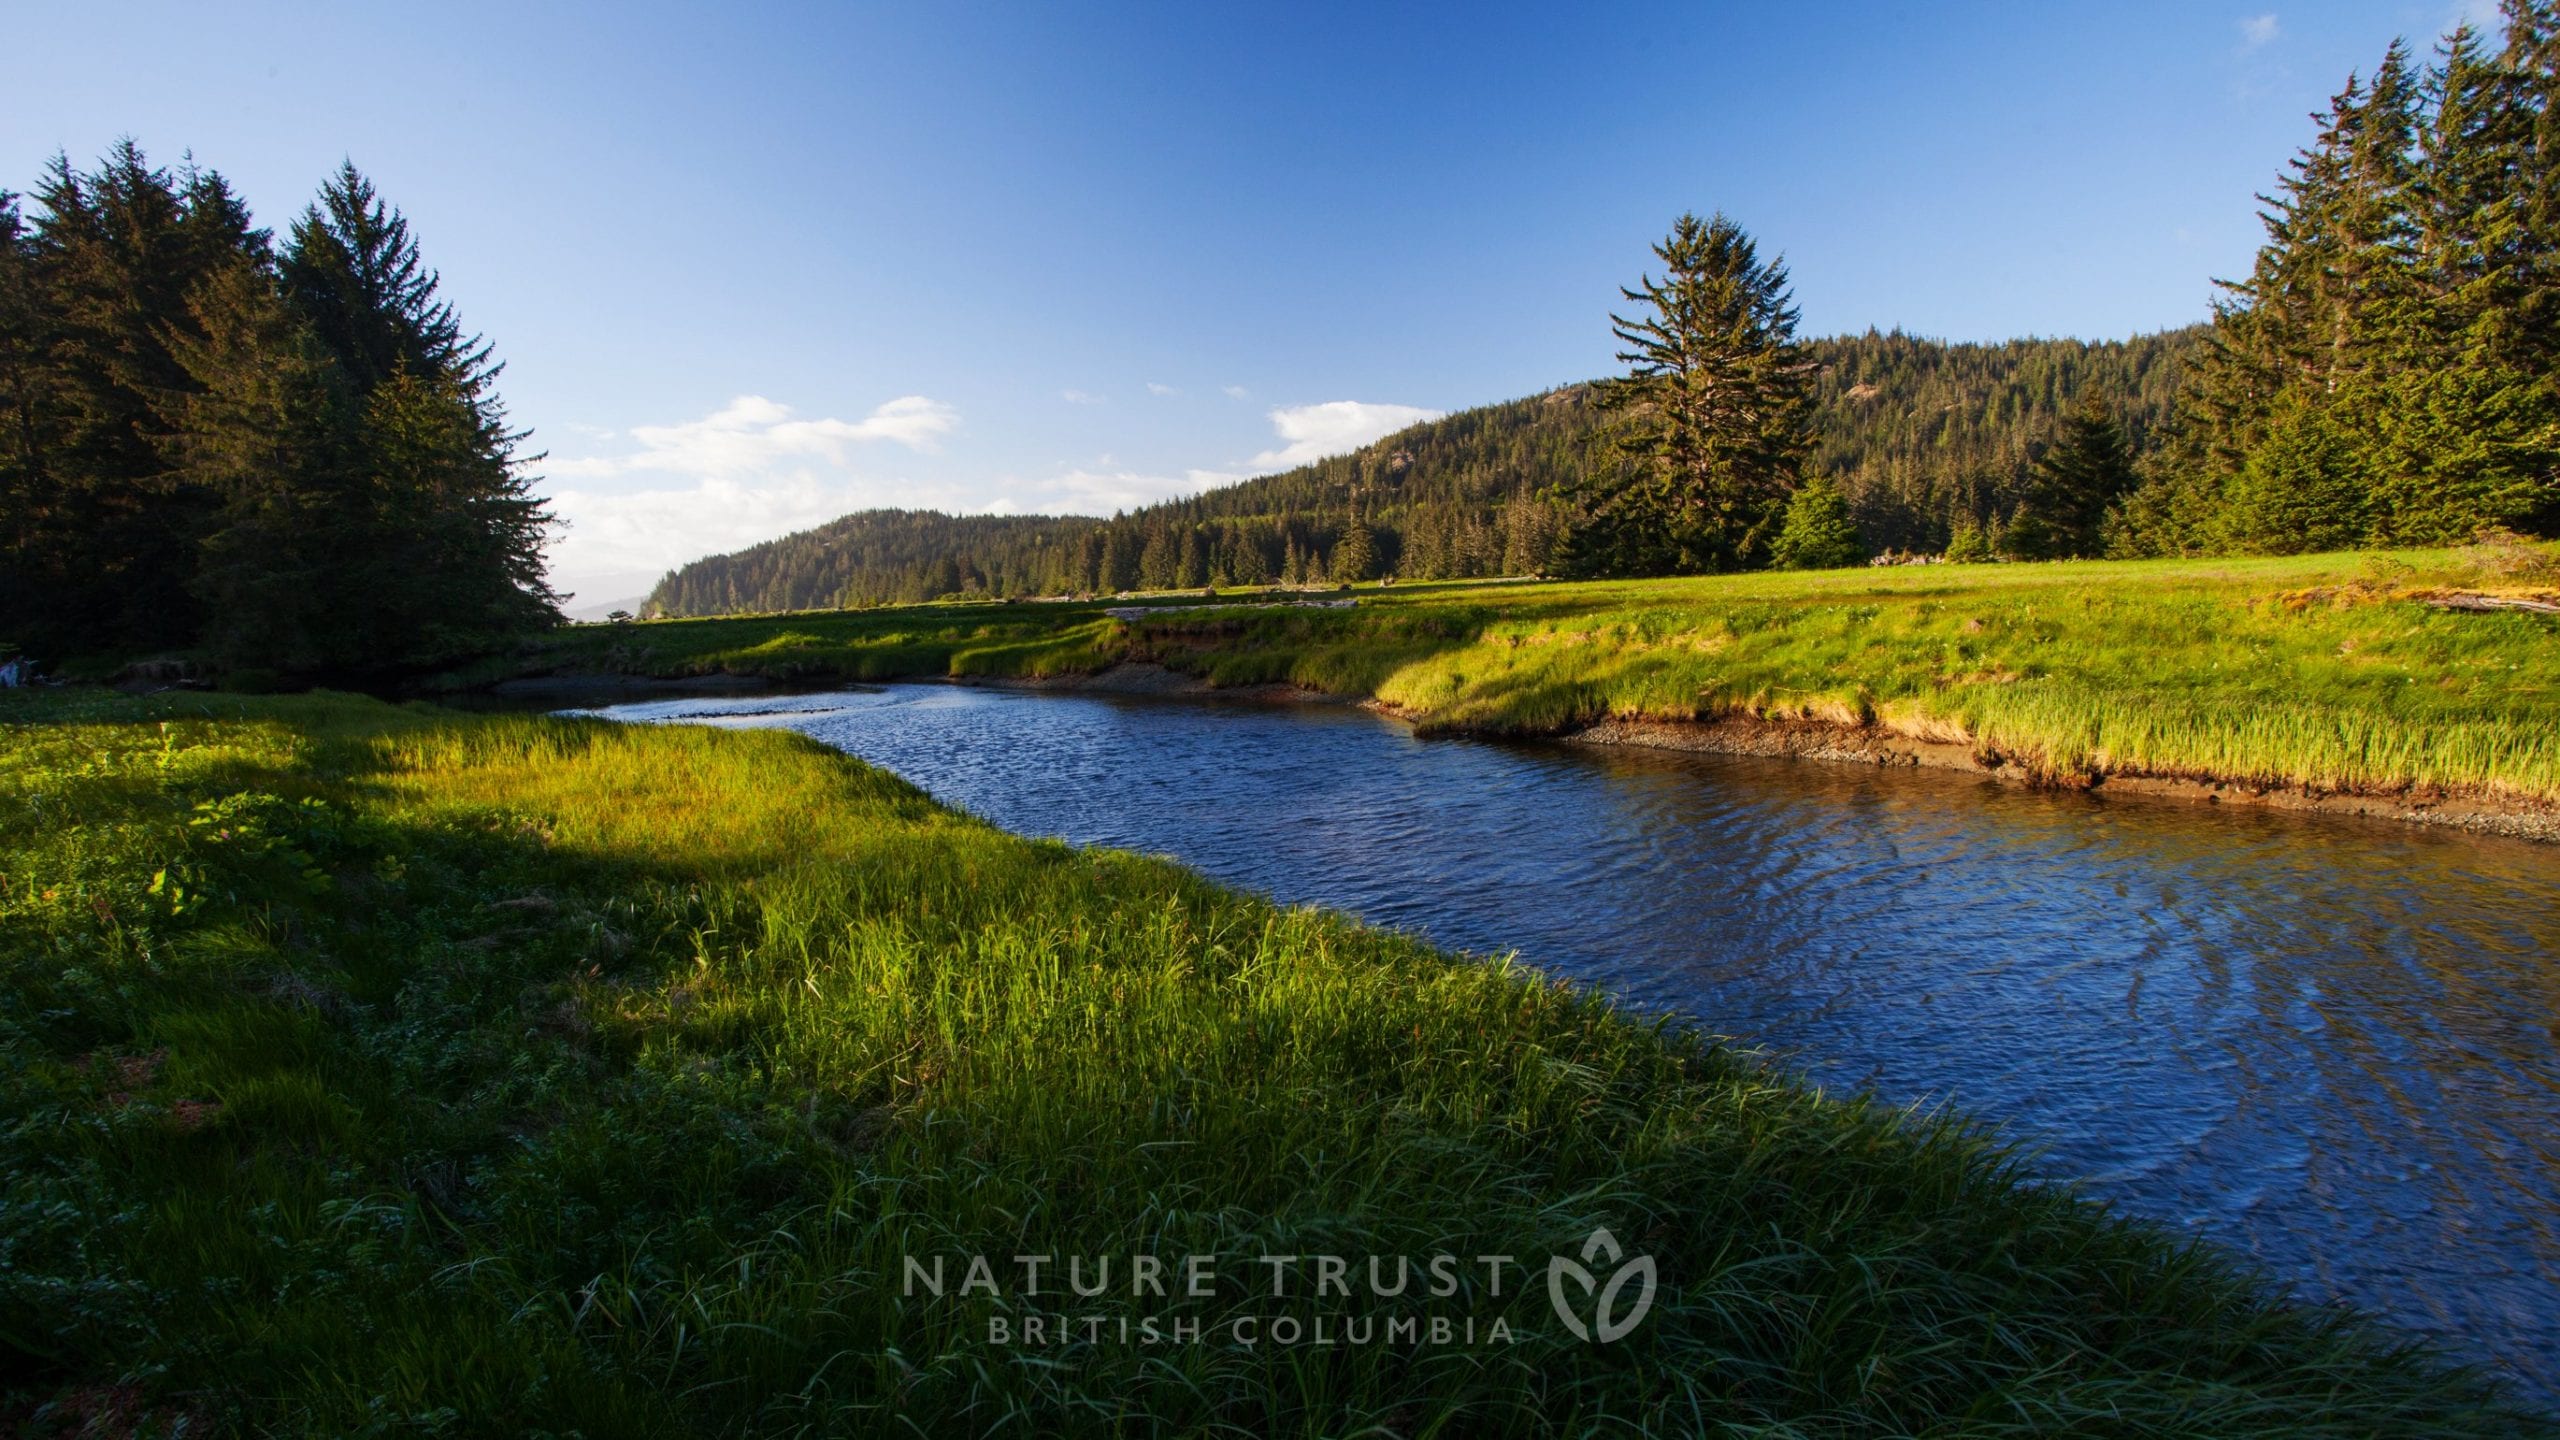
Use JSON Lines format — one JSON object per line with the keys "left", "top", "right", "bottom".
{"left": 0, "top": 689, "right": 2541, "bottom": 1434}
{"left": 497, "top": 543, "right": 2560, "bottom": 804}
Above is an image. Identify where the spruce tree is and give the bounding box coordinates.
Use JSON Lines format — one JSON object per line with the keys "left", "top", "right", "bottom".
{"left": 1500, "top": 488, "right": 1559, "bottom": 575}
{"left": 159, "top": 258, "right": 353, "bottom": 672}
{"left": 1769, "top": 478, "right": 1864, "bottom": 569}
{"left": 1943, "top": 518, "right": 1994, "bottom": 563}
{"left": 1330, "top": 520, "right": 1376, "bottom": 582}
{"left": 352, "top": 368, "right": 558, "bottom": 665}
{"left": 20, "top": 144, "right": 269, "bottom": 649}
{"left": 0, "top": 190, "right": 50, "bottom": 643}
{"left": 1137, "top": 522, "right": 1177, "bottom": 589}
{"left": 282, "top": 162, "right": 487, "bottom": 400}
{"left": 1565, "top": 212, "right": 1810, "bottom": 576}
{"left": 2008, "top": 396, "right": 2136, "bottom": 559}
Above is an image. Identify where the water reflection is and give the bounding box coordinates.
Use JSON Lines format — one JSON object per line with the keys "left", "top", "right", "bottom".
{"left": 580, "top": 683, "right": 2560, "bottom": 1399}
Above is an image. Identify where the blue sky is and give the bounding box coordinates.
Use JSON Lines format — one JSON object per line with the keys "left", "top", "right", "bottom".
{"left": 2, "top": 0, "right": 2502, "bottom": 603}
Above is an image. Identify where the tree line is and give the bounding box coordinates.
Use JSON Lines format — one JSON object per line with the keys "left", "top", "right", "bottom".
{"left": 1, "top": 143, "right": 553, "bottom": 678}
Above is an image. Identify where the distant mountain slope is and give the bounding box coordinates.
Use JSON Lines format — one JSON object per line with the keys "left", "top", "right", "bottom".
{"left": 647, "top": 327, "right": 2201, "bottom": 615}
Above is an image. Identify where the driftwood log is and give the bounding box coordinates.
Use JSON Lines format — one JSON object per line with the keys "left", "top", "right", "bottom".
{"left": 2419, "top": 591, "right": 2560, "bottom": 614}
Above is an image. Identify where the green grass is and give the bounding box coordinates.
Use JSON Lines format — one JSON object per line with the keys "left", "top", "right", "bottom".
{"left": 495, "top": 547, "right": 2560, "bottom": 806}
{"left": 1, "top": 689, "right": 2543, "bottom": 1435}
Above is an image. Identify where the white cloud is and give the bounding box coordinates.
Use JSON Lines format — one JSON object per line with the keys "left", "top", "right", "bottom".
{"left": 2239, "top": 13, "right": 2278, "bottom": 48}
{"left": 1146, "top": 381, "right": 1181, "bottom": 397}
{"left": 1061, "top": 388, "right": 1105, "bottom": 405}
{"left": 545, "top": 470, "right": 969, "bottom": 595}
{"left": 547, "top": 394, "right": 957, "bottom": 483}
{"left": 536, "top": 391, "right": 1444, "bottom": 602}
{"left": 1222, "top": 385, "right": 1250, "bottom": 400}
{"left": 1250, "top": 400, "right": 1443, "bottom": 470}
{"left": 538, "top": 393, "right": 960, "bottom": 595}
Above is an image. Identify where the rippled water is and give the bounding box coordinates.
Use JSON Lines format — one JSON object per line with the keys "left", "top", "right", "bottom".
{"left": 581, "top": 683, "right": 2560, "bottom": 1400}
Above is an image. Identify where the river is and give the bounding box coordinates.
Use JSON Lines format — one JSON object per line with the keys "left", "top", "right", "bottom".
{"left": 577, "top": 682, "right": 2560, "bottom": 1401}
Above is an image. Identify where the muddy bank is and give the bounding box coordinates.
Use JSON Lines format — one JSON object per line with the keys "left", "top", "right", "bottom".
{"left": 1553, "top": 713, "right": 2560, "bottom": 843}
{"left": 956, "top": 661, "right": 1343, "bottom": 704}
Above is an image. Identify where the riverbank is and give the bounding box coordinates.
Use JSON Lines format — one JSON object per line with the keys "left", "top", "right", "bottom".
{"left": 466, "top": 545, "right": 2560, "bottom": 837}
{"left": 1545, "top": 711, "right": 2560, "bottom": 841}
{"left": 2, "top": 688, "right": 2540, "bottom": 1434}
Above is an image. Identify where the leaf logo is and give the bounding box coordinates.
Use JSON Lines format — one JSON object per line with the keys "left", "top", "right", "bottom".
{"left": 1546, "top": 1226, "right": 1656, "bottom": 1343}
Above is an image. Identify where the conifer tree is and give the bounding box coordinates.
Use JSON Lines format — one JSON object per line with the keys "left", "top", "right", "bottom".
{"left": 18, "top": 144, "right": 270, "bottom": 649}
{"left": 1101, "top": 520, "right": 1139, "bottom": 592}
{"left": 159, "top": 258, "right": 352, "bottom": 671}
{"left": 283, "top": 162, "right": 487, "bottom": 400}
{"left": 351, "top": 367, "right": 559, "bottom": 664}
{"left": 2007, "top": 396, "right": 2136, "bottom": 559}
{"left": 1943, "top": 518, "right": 1994, "bottom": 563}
{"left": 1769, "top": 477, "right": 1864, "bottom": 569}
{"left": 1330, "top": 520, "right": 1376, "bottom": 582}
{"left": 1137, "top": 522, "right": 1176, "bottom": 589}
{"left": 1500, "top": 488, "right": 1559, "bottom": 575}
{"left": 0, "top": 190, "right": 51, "bottom": 640}
{"left": 1226, "top": 530, "right": 1269, "bottom": 586}
{"left": 1565, "top": 212, "right": 1810, "bottom": 575}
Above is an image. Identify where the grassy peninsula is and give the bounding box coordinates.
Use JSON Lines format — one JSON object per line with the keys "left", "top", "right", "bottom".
{"left": 0, "top": 688, "right": 2539, "bottom": 1434}
{"left": 483, "top": 544, "right": 2560, "bottom": 815}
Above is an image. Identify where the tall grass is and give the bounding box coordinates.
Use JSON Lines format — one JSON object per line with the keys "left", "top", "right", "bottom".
{"left": 0, "top": 690, "right": 2539, "bottom": 1434}
{"left": 504, "top": 547, "right": 2560, "bottom": 803}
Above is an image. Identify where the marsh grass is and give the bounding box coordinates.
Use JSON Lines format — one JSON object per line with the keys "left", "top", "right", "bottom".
{"left": 507, "top": 548, "right": 2560, "bottom": 802}
{"left": 0, "top": 690, "right": 2539, "bottom": 1434}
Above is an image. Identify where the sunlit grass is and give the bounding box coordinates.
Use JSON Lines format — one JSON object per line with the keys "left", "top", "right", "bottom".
{"left": 0, "top": 690, "right": 2537, "bottom": 1433}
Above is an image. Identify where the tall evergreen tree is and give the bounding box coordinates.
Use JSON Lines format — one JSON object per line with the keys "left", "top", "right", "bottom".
{"left": 14, "top": 144, "right": 268, "bottom": 650}
{"left": 1330, "top": 520, "right": 1376, "bottom": 582}
{"left": 0, "top": 189, "right": 50, "bottom": 643}
{"left": 0, "top": 146, "right": 556, "bottom": 673}
{"left": 349, "top": 368, "right": 559, "bottom": 664}
{"left": 160, "top": 258, "right": 353, "bottom": 672}
{"left": 2007, "top": 396, "right": 2136, "bottom": 559}
{"left": 1768, "top": 477, "right": 1864, "bottom": 570}
{"left": 282, "top": 162, "right": 489, "bottom": 400}
{"left": 1564, "top": 212, "right": 1810, "bottom": 576}
{"left": 273, "top": 162, "right": 557, "bottom": 663}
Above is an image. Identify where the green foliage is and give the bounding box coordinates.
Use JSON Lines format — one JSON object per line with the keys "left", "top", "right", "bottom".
{"left": 0, "top": 144, "right": 556, "bottom": 679}
{"left": 0, "top": 143, "right": 260, "bottom": 653}
{"left": 0, "top": 690, "right": 2534, "bottom": 1432}
{"left": 1943, "top": 519, "right": 1994, "bottom": 563}
{"left": 2217, "top": 396, "right": 2373, "bottom": 554}
{"left": 1768, "top": 477, "right": 1865, "bottom": 570}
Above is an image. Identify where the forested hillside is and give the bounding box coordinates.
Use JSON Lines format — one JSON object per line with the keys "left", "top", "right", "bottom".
{"left": 648, "top": 327, "right": 2197, "bottom": 613}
